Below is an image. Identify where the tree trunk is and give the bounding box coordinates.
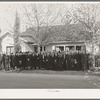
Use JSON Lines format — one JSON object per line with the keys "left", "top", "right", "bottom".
{"left": 91, "top": 43, "right": 95, "bottom": 68}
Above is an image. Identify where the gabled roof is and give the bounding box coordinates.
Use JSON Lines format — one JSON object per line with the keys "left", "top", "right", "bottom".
{"left": 45, "top": 41, "right": 85, "bottom": 45}
{"left": 0, "top": 32, "right": 13, "bottom": 39}
{"left": 20, "top": 23, "right": 100, "bottom": 45}
{"left": 19, "top": 36, "right": 35, "bottom": 44}
{"left": 43, "top": 24, "right": 88, "bottom": 44}
{"left": 20, "top": 28, "right": 35, "bottom": 37}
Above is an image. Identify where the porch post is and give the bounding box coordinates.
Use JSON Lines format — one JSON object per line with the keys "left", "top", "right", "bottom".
{"left": 42, "top": 46, "right": 44, "bottom": 52}
{"left": 74, "top": 45, "right": 76, "bottom": 51}
{"left": 64, "top": 46, "right": 66, "bottom": 51}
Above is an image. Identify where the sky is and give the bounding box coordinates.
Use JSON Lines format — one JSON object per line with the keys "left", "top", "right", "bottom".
{"left": 0, "top": 2, "right": 73, "bottom": 36}
{"left": 0, "top": 3, "right": 25, "bottom": 35}
{"left": 0, "top": 3, "right": 20, "bottom": 35}
{"left": 0, "top": 2, "right": 100, "bottom": 36}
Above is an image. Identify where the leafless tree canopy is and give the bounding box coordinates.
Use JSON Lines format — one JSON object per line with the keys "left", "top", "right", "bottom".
{"left": 21, "top": 3, "right": 72, "bottom": 46}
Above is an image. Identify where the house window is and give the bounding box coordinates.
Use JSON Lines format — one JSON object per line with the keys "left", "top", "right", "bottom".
{"left": 55, "top": 46, "right": 64, "bottom": 52}
{"left": 40, "top": 46, "right": 42, "bottom": 51}
{"left": 76, "top": 46, "right": 81, "bottom": 51}
{"left": 65, "top": 46, "right": 74, "bottom": 51}
{"left": 6, "top": 46, "right": 14, "bottom": 55}
{"left": 69, "top": 46, "right": 74, "bottom": 50}
{"left": 44, "top": 46, "right": 45, "bottom": 51}
{"left": 59, "top": 46, "right": 64, "bottom": 51}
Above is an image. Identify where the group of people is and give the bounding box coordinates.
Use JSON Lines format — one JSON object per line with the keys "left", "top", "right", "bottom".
{"left": 0, "top": 50, "right": 90, "bottom": 71}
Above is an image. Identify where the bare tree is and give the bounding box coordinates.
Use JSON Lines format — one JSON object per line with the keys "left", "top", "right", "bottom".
{"left": 22, "top": 3, "right": 64, "bottom": 52}
{"left": 71, "top": 3, "right": 100, "bottom": 68}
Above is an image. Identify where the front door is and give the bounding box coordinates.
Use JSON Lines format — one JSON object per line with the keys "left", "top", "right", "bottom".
{"left": 6, "top": 46, "right": 14, "bottom": 55}
{"left": 34, "top": 46, "right": 38, "bottom": 53}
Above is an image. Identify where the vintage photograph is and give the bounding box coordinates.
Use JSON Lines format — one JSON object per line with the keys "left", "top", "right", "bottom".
{"left": 0, "top": 2, "right": 100, "bottom": 89}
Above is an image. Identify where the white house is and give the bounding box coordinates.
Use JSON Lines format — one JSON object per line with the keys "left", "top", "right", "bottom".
{"left": 0, "top": 32, "right": 38, "bottom": 54}
{"left": 1, "top": 23, "right": 100, "bottom": 54}
{"left": 1, "top": 32, "right": 14, "bottom": 54}
{"left": 19, "top": 25, "right": 100, "bottom": 54}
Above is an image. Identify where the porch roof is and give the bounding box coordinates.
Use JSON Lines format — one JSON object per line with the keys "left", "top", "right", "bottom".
{"left": 45, "top": 40, "right": 85, "bottom": 46}
{"left": 19, "top": 36, "right": 36, "bottom": 44}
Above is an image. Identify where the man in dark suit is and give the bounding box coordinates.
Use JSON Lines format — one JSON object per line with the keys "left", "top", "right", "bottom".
{"left": 14, "top": 52, "right": 19, "bottom": 70}
{"left": 49, "top": 52, "right": 53, "bottom": 70}
{"left": 63, "top": 52, "right": 66, "bottom": 70}
{"left": 51, "top": 52, "right": 55, "bottom": 70}
{"left": 34, "top": 53, "right": 37, "bottom": 69}
{"left": 26, "top": 52, "right": 32, "bottom": 70}
{"left": 2, "top": 54, "right": 6, "bottom": 70}
{"left": 45, "top": 52, "right": 50, "bottom": 70}
{"left": 58, "top": 52, "right": 63, "bottom": 71}
{"left": 73, "top": 51, "right": 78, "bottom": 71}
{"left": 53, "top": 52, "right": 59, "bottom": 71}
{"left": 41, "top": 52, "right": 45, "bottom": 70}
{"left": 38, "top": 52, "right": 43, "bottom": 69}
{"left": 31, "top": 52, "right": 36, "bottom": 70}
{"left": 9, "top": 53, "right": 15, "bottom": 70}
{"left": 36, "top": 52, "right": 40, "bottom": 69}
{"left": 65, "top": 52, "right": 70, "bottom": 70}
{"left": 18, "top": 52, "right": 23, "bottom": 71}
{"left": 21, "top": 52, "right": 26, "bottom": 70}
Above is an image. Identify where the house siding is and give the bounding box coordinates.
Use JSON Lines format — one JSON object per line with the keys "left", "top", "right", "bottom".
{"left": 45, "top": 42, "right": 100, "bottom": 54}
{"left": 1, "top": 35, "right": 14, "bottom": 54}
{"left": 45, "top": 42, "right": 85, "bottom": 52}
{"left": 45, "top": 44, "right": 53, "bottom": 52}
